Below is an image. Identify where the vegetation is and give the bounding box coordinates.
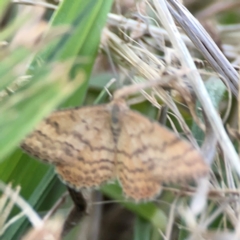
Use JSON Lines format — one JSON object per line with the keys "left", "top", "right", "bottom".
{"left": 0, "top": 0, "right": 240, "bottom": 239}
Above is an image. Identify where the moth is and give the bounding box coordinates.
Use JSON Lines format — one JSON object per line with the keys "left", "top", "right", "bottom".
{"left": 21, "top": 98, "right": 208, "bottom": 201}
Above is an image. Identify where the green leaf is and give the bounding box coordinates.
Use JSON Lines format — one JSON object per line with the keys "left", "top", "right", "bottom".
{"left": 133, "top": 216, "right": 153, "bottom": 240}
{"left": 1, "top": 0, "right": 113, "bottom": 239}
{"left": 192, "top": 77, "right": 226, "bottom": 143}
{"left": 101, "top": 184, "right": 167, "bottom": 230}
{"left": 0, "top": 0, "right": 10, "bottom": 18}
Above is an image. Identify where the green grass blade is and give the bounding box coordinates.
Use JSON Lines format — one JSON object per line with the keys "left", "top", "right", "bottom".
{"left": 1, "top": 0, "right": 113, "bottom": 239}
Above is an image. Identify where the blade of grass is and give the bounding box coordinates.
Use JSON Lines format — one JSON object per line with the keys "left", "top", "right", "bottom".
{"left": 0, "top": 0, "right": 10, "bottom": 18}
{"left": 1, "top": 0, "right": 113, "bottom": 239}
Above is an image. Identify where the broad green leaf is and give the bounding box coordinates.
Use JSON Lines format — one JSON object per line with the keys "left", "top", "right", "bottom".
{"left": 101, "top": 184, "right": 167, "bottom": 230}
{"left": 133, "top": 216, "right": 153, "bottom": 240}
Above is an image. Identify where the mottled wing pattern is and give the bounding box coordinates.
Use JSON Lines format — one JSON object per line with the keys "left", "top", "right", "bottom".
{"left": 116, "top": 110, "right": 162, "bottom": 200}
{"left": 116, "top": 110, "right": 208, "bottom": 200}
{"left": 21, "top": 106, "right": 116, "bottom": 189}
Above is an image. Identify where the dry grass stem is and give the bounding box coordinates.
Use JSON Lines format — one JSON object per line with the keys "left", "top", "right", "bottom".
{"left": 0, "top": 181, "right": 43, "bottom": 233}
{"left": 153, "top": 0, "right": 240, "bottom": 177}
